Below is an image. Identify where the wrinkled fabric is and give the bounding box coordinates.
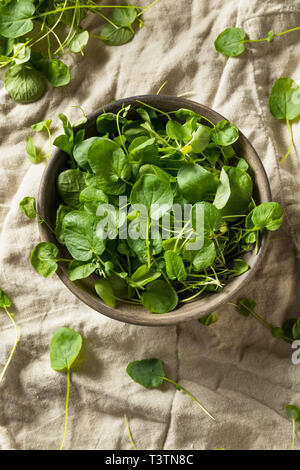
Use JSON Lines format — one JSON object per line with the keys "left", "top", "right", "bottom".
{"left": 0, "top": 0, "right": 299, "bottom": 450}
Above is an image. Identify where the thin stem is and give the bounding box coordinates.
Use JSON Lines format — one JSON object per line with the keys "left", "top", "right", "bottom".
{"left": 160, "top": 376, "right": 215, "bottom": 421}
{"left": 156, "top": 80, "right": 168, "bottom": 95}
{"left": 124, "top": 415, "right": 137, "bottom": 450}
{"left": 274, "top": 27, "right": 300, "bottom": 38}
{"left": 30, "top": 4, "right": 144, "bottom": 20}
{"left": 0, "top": 308, "right": 19, "bottom": 384}
{"left": 292, "top": 419, "right": 296, "bottom": 450}
{"left": 281, "top": 117, "right": 294, "bottom": 163}
{"left": 60, "top": 368, "right": 71, "bottom": 450}
{"left": 137, "top": 0, "right": 160, "bottom": 17}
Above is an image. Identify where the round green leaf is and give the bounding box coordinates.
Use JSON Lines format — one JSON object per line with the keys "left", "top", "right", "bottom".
{"left": 214, "top": 27, "right": 246, "bottom": 57}
{"left": 99, "top": 23, "right": 134, "bottom": 46}
{"left": 269, "top": 78, "right": 300, "bottom": 121}
{"left": 50, "top": 327, "right": 82, "bottom": 372}
{"left": 0, "top": 0, "right": 35, "bottom": 39}
{"left": 0, "top": 288, "right": 12, "bottom": 309}
{"left": 68, "top": 30, "right": 89, "bottom": 53}
{"left": 19, "top": 196, "right": 37, "bottom": 219}
{"left": 57, "top": 169, "right": 86, "bottom": 209}
{"left": 213, "top": 167, "right": 253, "bottom": 216}
{"left": 68, "top": 260, "right": 97, "bottom": 281}
{"left": 141, "top": 280, "right": 178, "bottom": 313}
{"left": 5, "top": 64, "right": 45, "bottom": 103}
{"left": 286, "top": 405, "right": 300, "bottom": 422}
{"left": 111, "top": 5, "right": 138, "bottom": 27}
{"left": 184, "top": 238, "right": 216, "bottom": 271}
{"left": 126, "top": 358, "right": 166, "bottom": 388}
{"left": 130, "top": 174, "right": 173, "bottom": 220}
{"left": 251, "top": 202, "right": 283, "bottom": 231}
{"left": 211, "top": 120, "right": 239, "bottom": 146}
{"left": 164, "top": 251, "right": 187, "bottom": 281}
{"left": 30, "top": 242, "right": 59, "bottom": 278}
{"left": 95, "top": 278, "right": 116, "bottom": 307}
{"left": 177, "top": 164, "right": 219, "bottom": 203}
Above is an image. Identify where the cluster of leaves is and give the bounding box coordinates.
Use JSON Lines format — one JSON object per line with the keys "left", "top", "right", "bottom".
{"left": 0, "top": 0, "right": 158, "bottom": 103}
{"left": 234, "top": 298, "right": 300, "bottom": 344}
{"left": 22, "top": 104, "right": 283, "bottom": 314}
{"left": 0, "top": 288, "right": 19, "bottom": 384}
{"left": 214, "top": 26, "right": 300, "bottom": 58}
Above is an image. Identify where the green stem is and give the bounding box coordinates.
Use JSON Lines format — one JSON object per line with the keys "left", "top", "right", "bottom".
{"left": 60, "top": 368, "right": 71, "bottom": 450}
{"left": 292, "top": 419, "right": 296, "bottom": 450}
{"left": 228, "top": 301, "right": 272, "bottom": 331}
{"left": 244, "top": 26, "right": 300, "bottom": 44}
{"left": 145, "top": 217, "right": 151, "bottom": 269}
{"left": 137, "top": 0, "right": 160, "bottom": 17}
{"left": 30, "top": 4, "right": 144, "bottom": 20}
{"left": 124, "top": 415, "right": 137, "bottom": 450}
{"left": 0, "top": 308, "right": 19, "bottom": 384}
{"left": 281, "top": 117, "right": 294, "bottom": 163}
{"left": 161, "top": 376, "right": 215, "bottom": 421}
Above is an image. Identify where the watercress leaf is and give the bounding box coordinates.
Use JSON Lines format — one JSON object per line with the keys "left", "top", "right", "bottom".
{"left": 0, "top": 0, "right": 35, "bottom": 39}
{"left": 175, "top": 108, "right": 200, "bottom": 121}
{"left": 213, "top": 167, "right": 253, "bottom": 216}
{"left": 111, "top": 4, "right": 138, "bottom": 27}
{"left": 189, "top": 124, "right": 211, "bottom": 153}
{"left": 237, "top": 298, "right": 256, "bottom": 317}
{"left": 55, "top": 204, "right": 71, "bottom": 245}
{"left": 68, "top": 260, "right": 97, "bottom": 281}
{"left": 31, "top": 119, "right": 52, "bottom": 132}
{"left": 211, "top": 120, "right": 239, "bottom": 146}
{"left": 63, "top": 211, "right": 106, "bottom": 261}
{"left": 79, "top": 186, "right": 108, "bottom": 204}
{"left": 5, "top": 64, "right": 46, "bottom": 103}
{"left": 269, "top": 78, "right": 300, "bottom": 121}
{"left": 73, "top": 137, "right": 103, "bottom": 171}
{"left": 58, "top": 113, "right": 73, "bottom": 140}
{"left": 26, "top": 136, "right": 40, "bottom": 163}
{"left": 30, "top": 242, "right": 59, "bottom": 278}
{"left": 139, "top": 164, "right": 176, "bottom": 183}
{"left": 19, "top": 196, "right": 37, "bottom": 219}
{"left": 141, "top": 280, "right": 178, "bottom": 313}
{"left": 214, "top": 27, "right": 246, "bottom": 57}
{"left": 236, "top": 158, "right": 249, "bottom": 171}
{"left": 130, "top": 264, "right": 161, "bottom": 287}
{"left": 272, "top": 327, "right": 284, "bottom": 339}
{"left": 166, "top": 120, "right": 187, "bottom": 141}
{"left": 13, "top": 42, "right": 30, "bottom": 64}
{"left": 198, "top": 312, "right": 218, "bottom": 326}
{"left": 131, "top": 174, "right": 173, "bottom": 220}
{"left": 96, "top": 112, "right": 126, "bottom": 136}
{"left": 191, "top": 202, "right": 222, "bottom": 236}
{"left": 232, "top": 259, "right": 249, "bottom": 277}
{"left": 95, "top": 278, "right": 116, "bottom": 307}
{"left": 292, "top": 318, "right": 300, "bottom": 341}
{"left": 164, "top": 251, "right": 187, "bottom": 281}
{"left": 0, "top": 288, "right": 12, "bottom": 309}
{"left": 99, "top": 23, "right": 134, "bottom": 46}
{"left": 177, "top": 163, "right": 219, "bottom": 203}
{"left": 68, "top": 30, "right": 89, "bottom": 53}
{"left": 286, "top": 405, "right": 300, "bottom": 422}
{"left": 57, "top": 169, "right": 87, "bottom": 208}
{"left": 40, "top": 58, "right": 70, "bottom": 87}
{"left": 183, "top": 238, "right": 216, "bottom": 271}
{"left": 53, "top": 135, "right": 74, "bottom": 156}
{"left": 251, "top": 202, "right": 283, "bottom": 231}
{"left": 50, "top": 327, "right": 82, "bottom": 372}
{"left": 126, "top": 358, "right": 165, "bottom": 389}
{"left": 129, "top": 137, "right": 159, "bottom": 164}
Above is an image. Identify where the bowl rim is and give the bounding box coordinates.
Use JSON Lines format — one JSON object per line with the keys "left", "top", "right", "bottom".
{"left": 37, "top": 94, "right": 272, "bottom": 326}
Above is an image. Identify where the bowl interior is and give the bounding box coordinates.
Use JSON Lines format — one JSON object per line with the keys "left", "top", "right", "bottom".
{"left": 37, "top": 95, "right": 272, "bottom": 326}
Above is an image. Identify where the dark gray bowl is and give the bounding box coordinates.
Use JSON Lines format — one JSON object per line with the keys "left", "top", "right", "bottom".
{"left": 37, "top": 95, "right": 271, "bottom": 326}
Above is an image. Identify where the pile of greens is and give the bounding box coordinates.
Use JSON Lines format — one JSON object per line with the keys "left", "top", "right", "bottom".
{"left": 25, "top": 102, "right": 283, "bottom": 314}
{"left": 0, "top": 0, "right": 158, "bottom": 103}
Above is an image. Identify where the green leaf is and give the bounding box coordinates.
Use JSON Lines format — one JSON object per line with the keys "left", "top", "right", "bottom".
{"left": 166, "top": 120, "right": 187, "bottom": 141}
{"left": 213, "top": 167, "right": 253, "bottom": 216}
{"left": 13, "top": 42, "right": 30, "bottom": 64}
{"left": 126, "top": 358, "right": 165, "bottom": 388}
{"left": 53, "top": 135, "right": 74, "bottom": 156}
{"left": 0, "top": 288, "right": 12, "bottom": 309}
{"left": 215, "top": 27, "right": 246, "bottom": 57}
{"left": 25, "top": 136, "right": 43, "bottom": 164}
{"left": 5, "top": 64, "right": 45, "bottom": 103}
{"left": 57, "top": 169, "right": 87, "bottom": 208}
{"left": 130, "top": 174, "right": 173, "bottom": 220}
{"left": 251, "top": 202, "right": 283, "bottom": 231}
{"left": 292, "top": 318, "right": 300, "bottom": 341}
{"left": 50, "top": 327, "right": 82, "bottom": 372}
{"left": 177, "top": 163, "right": 219, "bottom": 203}
{"left": 183, "top": 238, "right": 216, "bottom": 271}
{"left": 55, "top": 205, "right": 71, "bottom": 245}
{"left": 269, "top": 78, "right": 300, "bottom": 121}
{"left": 68, "top": 30, "right": 89, "bottom": 53}
{"left": 129, "top": 137, "right": 159, "bottom": 164}
{"left": 31, "top": 54, "right": 70, "bottom": 87}
{"left": 189, "top": 124, "right": 211, "bottom": 153}
{"left": 19, "top": 196, "right": 36, "bottom": 219}
{"left": 30, "top": 242, "right": 59, "bottom": 278}
{"left": 95, "top": 278, "right": 116, "bottom": 307}
{"left": 141, "top": 280, "right": 178, "bottom": 313}
{"left": 164, "top": 251, "right": 187, "bottom": 281}
{"left": 31, "top": 119, "right": 52, "bottom": 132}
{"left": 139, "top": 164, "right": 176, "bottom": 183}
{"left": 0, "top": 0, "right": 35, "bottom": 39}
{"left": 73, "top": 137, "right": 102, "bottom": 171}
{"left": 99, "top": 23, "right": 134, "bottom": 46}
{"left": 191, "top": 202, "right": 222, "bottom": 236}
{"left": 232, "top": 259, "right": 249, "bottom": 277}
{"left": 286, "top": 405, "right": 300, "bottom": 422}
{"left": 111, "top": 4, "right": 138, "bottom": 27}
{"left": 211, "top": 120, "right": 239, "bottom": 146}
{"left": 237, "top": 298, "right": 256, "bottom": 317}
{"left": 198, "top": 312, "right": 218, "bottom": 326}
{"left": 63, "top": 211, "right": 106, "bottom": 262}
{"left": 130, "top": 264, "right": 161, "bottom": 287}
{"left": 79, "top": 186, "right": 108, "bottom": 204}
{"left": 68, "top": 260, "right": 97, "bottom": 281}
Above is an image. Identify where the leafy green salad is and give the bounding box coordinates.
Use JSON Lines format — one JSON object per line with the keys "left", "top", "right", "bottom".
{"left": 27, "top": 102, "right": 283, "bottom": 314}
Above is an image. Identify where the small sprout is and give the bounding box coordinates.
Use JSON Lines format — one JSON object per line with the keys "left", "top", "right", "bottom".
{"left": 126, "top": 358, "right": 215, "bottom": 420}
{"left": 50, "top": 327, "right": 83, "bottom": 450}
{"left": 124, "top": 415, "right": 137, "bottom": 450}
{"left": 198, "top": 312, "right": 218, "bottom": 326}
{"left": 0, "top": 288, "right": 19, "bottom": 384}
{"left": 286, "top": 404, "right": 300, "bottom": 449}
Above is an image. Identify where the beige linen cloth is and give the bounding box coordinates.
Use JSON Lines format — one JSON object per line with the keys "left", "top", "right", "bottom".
{"left": 0, "top": 0, "right": 300, "bottom": 450}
